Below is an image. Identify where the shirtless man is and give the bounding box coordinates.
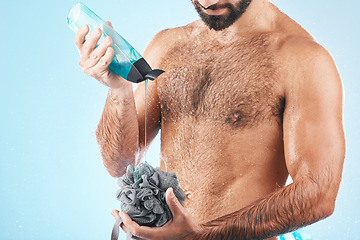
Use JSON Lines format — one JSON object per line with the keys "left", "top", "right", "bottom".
{"left": 74, "top": 0, "right": 345, "bottom": 239}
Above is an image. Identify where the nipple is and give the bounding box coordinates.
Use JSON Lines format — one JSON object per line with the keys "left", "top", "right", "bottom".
{"left": 233, "top": 110, "right": 242, "bottom": 120}
{"left": 225, "top": 110, "right": 243, "bottom": 124}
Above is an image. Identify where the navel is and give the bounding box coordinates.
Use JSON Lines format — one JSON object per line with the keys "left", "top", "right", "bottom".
{"left": 185, "top": 191, "right": 193, "bottom": 200}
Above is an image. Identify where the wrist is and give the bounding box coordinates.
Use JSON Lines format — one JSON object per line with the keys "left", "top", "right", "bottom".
{"left": 185, "top": 223, "right": 206, "bottom": 240}
{"left": 109, "top": 82, "right": 134, "bottom": 103}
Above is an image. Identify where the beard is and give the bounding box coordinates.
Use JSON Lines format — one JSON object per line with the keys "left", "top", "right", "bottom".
{"left": 192, "top": 0, "right": 252, "bottom": 31}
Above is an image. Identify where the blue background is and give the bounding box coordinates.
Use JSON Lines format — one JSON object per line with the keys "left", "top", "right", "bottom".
{"left": 1, "top": 0, "right": 359, "bottom": 239}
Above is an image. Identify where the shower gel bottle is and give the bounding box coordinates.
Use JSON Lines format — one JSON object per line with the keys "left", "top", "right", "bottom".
{"left": 67, "top": 2, "right": 164, "bottom": 83}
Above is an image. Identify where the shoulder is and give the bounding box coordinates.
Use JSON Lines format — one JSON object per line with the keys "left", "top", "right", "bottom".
{"left": 275, "top": 35, "right": 343, "bottom": 117}
{"left": 274, "top": 34, "right": 341, "bottom": 97}
{"left": 277, "top": 34, "right": 331, "bottom": 66}
{"left": 277, "top": 33, "right": 337, "bottom": 75}
{"left": 268, "top": 8, "right": 339, "bottom": 87}
{"left": 143, "top": 21, "right": 200, "bottom": 68}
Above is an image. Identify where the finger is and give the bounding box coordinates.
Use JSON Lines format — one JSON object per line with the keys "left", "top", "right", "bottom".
{"left": 111, "top": 209, "right": 120, "bottom": 220}
{"left": 166, "top": 188, "right": 185, "bottom": 219}
{"left": 106, "top": 21, "right": 113, "bottom": 28}
{"left": 111, "top": 210, "right": 130, "bottom": 235}
{"left": 87, "top": 36, "right": 113, "bottom": 69}
{"left": 91, "top": 47, "right": 114, "bottom": 77}
{"left": 82, "top": 27, "right": 102, "bottom": 57}
{"left": 120, "top": 212, "right": 158, "bottom": 239}
{"left": 119, "top": 212, "right": 143, "bottom": 236}
{"left": 74, "top": 25, "right": 89, "bottom": 50}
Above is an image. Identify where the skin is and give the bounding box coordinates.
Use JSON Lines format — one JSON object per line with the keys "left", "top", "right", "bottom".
{"left": 74, "top": 0, "right": 345, "bottom": 239}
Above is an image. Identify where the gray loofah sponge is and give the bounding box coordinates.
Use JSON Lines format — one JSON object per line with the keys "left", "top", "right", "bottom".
{"left": 116, "top": 162, "right": 186, "bottom": 227}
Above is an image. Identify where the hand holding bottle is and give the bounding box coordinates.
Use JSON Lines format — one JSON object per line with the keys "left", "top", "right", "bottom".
{"left": 74, "top": 22, "right": 130, "bottom": 89}
{"left": 68, "top": 2, "right": 164, "bottom": 85}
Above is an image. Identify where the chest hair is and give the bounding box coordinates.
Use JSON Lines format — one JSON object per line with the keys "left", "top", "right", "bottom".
{"left": 157, "top": 31, "right": 284, "bottom": 129}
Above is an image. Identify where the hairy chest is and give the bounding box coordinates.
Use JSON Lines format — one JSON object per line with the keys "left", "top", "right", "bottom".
{"left": 157, "top": 33, "right": 284, "bottom": 128}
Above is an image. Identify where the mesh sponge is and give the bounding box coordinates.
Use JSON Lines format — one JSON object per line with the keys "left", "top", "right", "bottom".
{"left": 116, "top": 162, "right": 186, "bottom": 227}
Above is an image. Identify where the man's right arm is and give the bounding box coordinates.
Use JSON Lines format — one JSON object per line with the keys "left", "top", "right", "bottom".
{"left": 74, "top": 23, "right": 166, "bottom": 177}
{"left": 96, "top": 85, "right": 140, "bottom": 177}
{"left": 96, "top": 64, "right": 162, "bottom": 178}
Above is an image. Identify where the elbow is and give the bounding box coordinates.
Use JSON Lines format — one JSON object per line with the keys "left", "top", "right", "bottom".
{"left": 101, "top": 152, "right": 137, "bottom": 178}
{"left": 315, "top": 188, "right": 338, "bottom": 220}
{"left": 108, "top": 171, "right": 121, "bottom": 178}
{"left": 104, "top": 161, "right": 127, "bottom": 178}
{"left": 108, "top": 168, "right": 125, "bottom": 178}
{"left": 304, "top": 177, "right": 339, "bottom": 221}
{"left": 318, "top": 199, "right": 335, "bottom": 219}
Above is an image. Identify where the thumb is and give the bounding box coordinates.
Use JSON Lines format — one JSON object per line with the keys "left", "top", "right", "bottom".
{"left": 165, "top": 188, "right": 185, "bottom": 218}
{"left": 106, "top": 21, "right": 113, "bottom": 28}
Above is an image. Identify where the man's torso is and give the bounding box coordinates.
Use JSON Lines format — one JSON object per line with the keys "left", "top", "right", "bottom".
{"left": 151, "top": 17, "right": 311, "bottom": 224}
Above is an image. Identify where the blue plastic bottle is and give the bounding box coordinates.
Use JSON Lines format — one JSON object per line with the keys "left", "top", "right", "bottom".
{"left": 67, "top": 2, "right": 164, "bottom": 83}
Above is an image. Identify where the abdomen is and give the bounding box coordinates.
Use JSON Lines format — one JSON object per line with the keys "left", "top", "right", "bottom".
{"left": 160, "top": 118, "right": 288, "bottom": 223}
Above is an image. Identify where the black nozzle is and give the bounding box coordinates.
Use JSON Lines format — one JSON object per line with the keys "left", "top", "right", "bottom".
{"left": 127, "top": 58, "right": 165, "bottom": 83}
{"left": 145, "top": 69, "right": 165, "bottom": 80}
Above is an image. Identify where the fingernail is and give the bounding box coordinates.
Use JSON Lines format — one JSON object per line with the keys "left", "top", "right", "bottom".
{"left": 169, "top": 188, "right": 175, "bottom": 198}
{"left": 80, "top": 25, "right": 87, "bottom": 31}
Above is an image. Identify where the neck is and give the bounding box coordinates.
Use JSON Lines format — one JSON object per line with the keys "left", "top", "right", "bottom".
{"left": 224, "top": 0, "right": 277, "bottom": 34}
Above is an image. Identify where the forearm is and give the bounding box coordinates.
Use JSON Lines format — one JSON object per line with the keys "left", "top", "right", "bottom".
{"left": 196, "top": 177, "right": 334, "bottom": 240}
{"left": 96, "top": 85, "right": 139, "bottom": 177}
